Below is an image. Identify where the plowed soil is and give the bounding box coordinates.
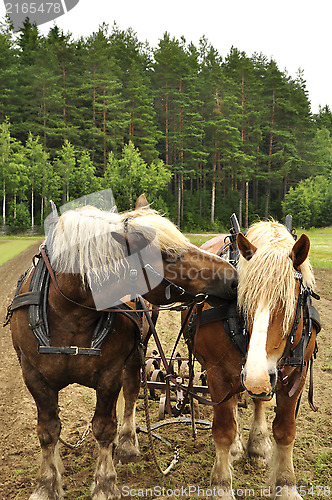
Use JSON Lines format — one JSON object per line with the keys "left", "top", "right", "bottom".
{"left": 0, "top": 243, "right": 331, "bottom": 499}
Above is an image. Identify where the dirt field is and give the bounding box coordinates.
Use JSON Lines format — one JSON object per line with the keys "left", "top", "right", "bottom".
{"left": 0, "top": 243, "right": 331, "bottom": 499}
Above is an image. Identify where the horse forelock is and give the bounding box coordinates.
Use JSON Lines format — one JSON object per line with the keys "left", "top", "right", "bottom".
{"left": 48, "top": 205, "right": 190, "bottom": 287}
{"left": 238, "top": 221, "right": 315, "bottom": 334}
{"left": 124, "top": 208, "right": 191, "bottom": 256}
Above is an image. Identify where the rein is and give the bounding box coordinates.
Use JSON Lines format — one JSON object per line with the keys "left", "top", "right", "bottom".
{"left": 39, "top": 245, "right": 205, "bottom": 315}
{"left": 278, "top": 274, "right": 320, "bottom": 410}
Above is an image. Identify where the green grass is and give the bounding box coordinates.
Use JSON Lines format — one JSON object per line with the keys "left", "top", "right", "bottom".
{"left": 0, "top": 237, "right": 42, "bottom": 266}
{"left": 184, "top": 233, "right": 218, "bottom": 247}
{"left": 297, "top": 227, "right": 332, "bottom": 270}
{"left": 1, "top": 226, "right": 331, "bottom": 270}
{"left": 186, "top": 226, "right": 332, "bottom": 270}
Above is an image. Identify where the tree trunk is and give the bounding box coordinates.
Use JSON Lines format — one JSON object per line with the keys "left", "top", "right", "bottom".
{"left": 165, "top": 84, "right": 169, "bottom": 166}
{"left": 181, "top": 174, "right": 184, "bottom": 220}
{"left": 31, "top": 181, "right": 34, "bottom": 228}
{"left": 211, "top": 143, "right": 217, "bottom": 224}
{"left": 62, "top": 64, "right": 66, "bottom": 123}
{"left": 41, "top": 196, "right": 44, "bottom": 224}
{"left": 2, "top": 179, "right": 5, "bottom": 225}
{"left": 103, "top": 88, "right": 107, "bottom": 172}
{"left": 266, "top": 87, "right": 275, "bottom": 218}
{"left": 42, "top": 84, "right": 47, "bottom": 148}
{"left": 177, "top": 173, "right": 181, "bottom": 228}
{"left": 265, "top": 187, "right": 270, "bottom": 219}
{"left": 238, "top": 197, "right": 242, "bottom": 227}
{"left": 283, "top": 175, "right": 288, "bottom": 200}
{"left": 245, "top": 181, "right": 249, "bottom": 228}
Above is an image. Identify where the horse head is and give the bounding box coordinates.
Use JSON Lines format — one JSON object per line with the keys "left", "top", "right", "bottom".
{"left": 236, "top": 223, "right": 314, "bottom": 399}
{"left": 48, "top": 205, "right": 237, "bottom": 309}
{"left": 109, "top": 211, "right": 238, "bottom": 306}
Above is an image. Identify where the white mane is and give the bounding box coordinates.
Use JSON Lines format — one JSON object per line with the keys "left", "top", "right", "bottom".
{"left": 238, "top": 220, "right": 315, "bottom": 334}
{"left": 48, "top": 206, "right": 191, "bottom": 287}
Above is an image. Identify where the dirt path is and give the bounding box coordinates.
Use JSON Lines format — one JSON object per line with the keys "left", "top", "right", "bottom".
{"left": 0, "top": 246, "right": 331, "bottom": 499}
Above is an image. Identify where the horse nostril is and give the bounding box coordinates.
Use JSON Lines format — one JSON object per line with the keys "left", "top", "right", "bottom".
{"left": 269, "top": 371, "right": 277, "bottom": 390}
{"left": 240, "top": 370, "right": 246, "bottom": 387}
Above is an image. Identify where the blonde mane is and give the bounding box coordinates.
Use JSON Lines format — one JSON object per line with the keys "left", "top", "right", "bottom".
{"left": 238, "top": 220, "right": 315, "bottom": 334}
{"left": 48, "top": 206, "right": 191, "bottom": 287}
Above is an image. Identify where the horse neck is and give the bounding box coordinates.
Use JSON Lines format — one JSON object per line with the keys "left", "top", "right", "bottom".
{"left": 51, "top": 273, "right": 97, "bottom": 310}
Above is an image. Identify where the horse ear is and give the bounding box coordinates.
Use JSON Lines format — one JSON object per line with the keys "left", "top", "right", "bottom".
{"left": 135, "top": 194, "right": 150, "bottom": 209}
{"left": 290, "top": 233, "right": 310, "bottom": 269}
{"left": 237, "top": 232, "right": 257, "bottom": 261}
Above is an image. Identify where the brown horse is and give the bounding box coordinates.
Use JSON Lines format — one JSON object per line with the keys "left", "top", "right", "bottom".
{"left": 9, "top": 203, "right": 237, "bottom": 500}
{"left": 195, "top": 220, "right": 319, "bottom": 499}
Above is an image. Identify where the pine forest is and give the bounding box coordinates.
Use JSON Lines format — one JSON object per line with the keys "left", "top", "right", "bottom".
{"left": 0, "top": 19, "right": 331, "bottom": 232}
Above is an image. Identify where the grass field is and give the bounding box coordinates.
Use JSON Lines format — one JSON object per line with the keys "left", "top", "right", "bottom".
{"left": 0, "top": 237, "right": 43, "bottom": 266}
{"left": 186, "top": 227, "right": 332, "bottom": 270}
{"left": 0, "top": 227, "right": 331, "bottom": 269}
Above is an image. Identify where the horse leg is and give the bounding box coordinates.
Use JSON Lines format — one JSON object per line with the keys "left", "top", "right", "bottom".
{"left": 20, "top": 356, "right": 63, "bottom": 500}
{"left": 229, "top": 404, "right": 245, "bottom": 463}
{"left": 114, "top": 352, "right": 141, "bottom": 464}
{"left": 91, "top": 371, "right": 122, "bottom": 500}
{"left": 247, "top": 399, "right": 272, "bottom": 462}
{"left": 270, "top": 377, "right": 306, "bottom": 500}
{"left": 210, "top": 397, "right": 238, "bottom": 499}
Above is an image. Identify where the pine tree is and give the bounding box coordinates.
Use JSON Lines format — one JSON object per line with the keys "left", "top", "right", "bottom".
{"left": 0, "top": 120, "right": 11, "bottom": 225}
{"left": 54, "top": 140, "right": 76, "bottom": 203}
{"left": 85, "top": 25, "right": 129, "bottom": 171}
{"left": 104, "top": 142, "right": 171, "bottom": 211}
{"left": 109, "top": 25, "right": 160, "bottom": 164}
{"left": 25, "top": 133, "right": 52, "bottom": 226}
{"left": 0, "top": 18, "right": 17, "bottom": 122}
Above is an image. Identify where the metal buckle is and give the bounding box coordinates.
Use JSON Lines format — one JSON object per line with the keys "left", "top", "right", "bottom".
{"left": 194, "top": 293, "right": 208, "bottom": 305}
{"left": 293, "top": 271, "right": 303, "bottom": 280}
{"left": 130, "top": 269, "right": 138, "bottom": 281}
{"left": 71, "top": 346, "right": 79, "bottom": 355}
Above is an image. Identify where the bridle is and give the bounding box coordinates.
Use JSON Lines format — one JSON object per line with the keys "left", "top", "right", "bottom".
{"left": 39, "top": 244, "right": 207, "bottom": 314}
{"left": 278, "top": 271, "right": 320, "bottom": 407}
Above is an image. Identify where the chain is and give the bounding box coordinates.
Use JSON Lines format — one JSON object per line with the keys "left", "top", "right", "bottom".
{"left": 138, "top": 308, "right": 179, "bottom": 476}
{"left": 59, "top": 422, "right": 91, "bottom": 450}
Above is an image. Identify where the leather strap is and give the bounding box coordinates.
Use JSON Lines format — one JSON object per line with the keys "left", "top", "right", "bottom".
{"left": 11, "top": 291, "right": 41, "bottom": 310}
{"left": 38, "top": 345, "right": 101, "bottom": 355}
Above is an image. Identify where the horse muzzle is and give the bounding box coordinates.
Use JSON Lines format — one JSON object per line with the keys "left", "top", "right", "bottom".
{"left": 240, "top": 367, "right": 277, "bottom": 400}
{"left": 206, "top": 270, "right": 238, "bottom": 302}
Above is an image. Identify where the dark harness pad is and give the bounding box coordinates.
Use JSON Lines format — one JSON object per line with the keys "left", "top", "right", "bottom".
{"left": 188, "top": 300, "right": 248, "bottom": 359}
{"left": 8, "top": 254, "right": 141, "bottom": 355}
{"left": 189, "top": 297, "right": 321, "bottom": 367}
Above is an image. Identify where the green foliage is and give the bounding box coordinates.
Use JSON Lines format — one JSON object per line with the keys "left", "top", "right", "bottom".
{"left": 283, "top": 173, "right": 332, "bottom": 228}
{"left": 0, "top": 21, "right": 331, "bottom": 230}
{"left": 104, "top": 142, "right": 171, "bottom": 211}
{"left": 8, "top": 202, "right": 31, "bottom": 231}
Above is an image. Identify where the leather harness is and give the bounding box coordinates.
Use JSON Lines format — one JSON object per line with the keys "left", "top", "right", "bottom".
{"left": 4, "top": 225, "right": 321, "bottom": 412}
{"left": 188, "top": 279, "right": 321, "bottom": 366}
{"left": 6, "top": 250, "right": 141, "bottom": 356}
{"left": 186, "top": 271, "right": 321, "bottom": 410}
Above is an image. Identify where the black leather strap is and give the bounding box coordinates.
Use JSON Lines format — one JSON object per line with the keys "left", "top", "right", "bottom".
{"left": 11, "top": 291, "right": 41, "bottom": 310}
{"left": 38, "top": 346, "right": 101, "bottom": 355}
{"left": 188, "top": 300, "right": 248, "bottom": 359}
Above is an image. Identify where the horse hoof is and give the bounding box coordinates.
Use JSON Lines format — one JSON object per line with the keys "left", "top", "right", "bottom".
{"left": 208, "top": 487, "right": 235, "bottom": 499}
{"left": 114, "top": 440, "right": 140, "bottom": 465}
{"left": 209, "top": 480, "right": 235, "bottom": 499}
{"left": 91, "top": 483, "right": 121, "bottom": 500}
{"left": 230, "top": 434, "right": 245, "bottom": 463}
{"left": 247, "top": 434, "right": 272, "bottom": 464}
{"left": 29, "top": 485, "right": 64, "bottom": 500}
{"left": 273, "top": 486, "right": 303, "bottom": 500}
